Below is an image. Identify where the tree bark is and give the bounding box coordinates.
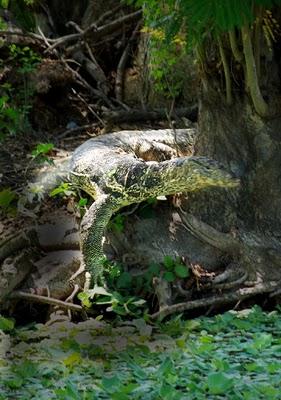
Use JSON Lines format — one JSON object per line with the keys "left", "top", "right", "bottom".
{"left": 185, "top": 65, "right": 281, "bottom": 284}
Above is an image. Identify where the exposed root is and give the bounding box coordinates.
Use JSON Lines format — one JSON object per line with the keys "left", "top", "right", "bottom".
{"left": 180, "top": 211, "right": 240, "bottom": 253}
{"left": 150, "top": 281, "right": 279, "bottom": 320}
{"left": 0, "top": 229, "right": 38, "bottom": 263}
{"left": 211, "top": 272, "right": 248, "bottom": 290}
{"left": 0, "top": 250, "right": 35, "bottom": 303}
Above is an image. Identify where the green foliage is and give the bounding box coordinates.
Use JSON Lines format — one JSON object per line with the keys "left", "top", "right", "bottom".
{"left": 49, "top": 183, "right": 87, "bottom": 215}
{"left": 147, "top": 31, "right": 187, "bottom": 98}
{"left": 0, "top": 85, "right": 25, "bottom": 139}
{"left": 109, "top": 198, "right": 158, "bottom": 233}
{"left": 9, "top": 44, "right": 41, "bottom": 73}
{"left": 0, "top": 315, "right": 15, "bottom": 331}
{"left": 162, "top": 256, "right": 189, "bottom": 282}
{"left": 0, "top": 45, "right": 40, "bottom": 139}
{"left": 132, "top": 0, "right": 281, "bottom": 42}
{"left": 31, "top": 142, "right": 54, "bottom": 164}
{"left": 0, "top": 188, "right": 17, "bottom": 214}
{"left": 6, "top": 0, "right": 36, "bottom": 31}
{"left": 0, "top": 0, "right": 8, "bottom": 7}
{"left": 2, "top": 307, "right": 281, "bottom": 399}
{"left": 108, "top": 213, "right": 126, "bottom": 232}
{"left": 78, "top": 286, "right": 146, "bottom": 317}
{"left": 49, "top": 182, "right": 75, "bottom": 198}
{"left": 81, "top": 255, "right": 189, "bottom": 317}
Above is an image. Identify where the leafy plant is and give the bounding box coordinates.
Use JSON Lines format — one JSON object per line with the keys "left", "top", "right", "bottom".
{"left": 9, "top": 44, "right": 41, "bottom": 73}
{"left": 144, "top": 28, "right": 188, "bottom": 98}
{"left": 0, "top": 89, "right": 24, "bottom": 139}
{"left": 0, "top": 45, "right": 41, "bottom": 139}
{"left": 0, "top": 315, "right": 15, "bottom": 332}
{"left": 129, "top": 0, "right": 281, "bottom": 116}
{"left": 108, "top": 213, "right": 126, "bottom": 232}
{"left": 4, "top": 0, "right": 37, "bottom": 31}
{"left": 78, "top": 286, "right": 146, "bottom": 316}
{"left": 31, "top": 142, "right": 54, "bottom": 164}
{"left": 2, "top": 306, "right": 281, "bottom": 399}
{"left": 0, "top": 188, "right": 17, "bottom": 214}
{"left": 49, "top": 182, "right": 75, "bottom": 198}
{"left": 162, "top": 256, "right": 189, "bottom": 282}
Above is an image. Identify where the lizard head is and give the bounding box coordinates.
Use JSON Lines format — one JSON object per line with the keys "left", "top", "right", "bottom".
{"left": 186, "top": 156, "right": 240, "bottom": 189}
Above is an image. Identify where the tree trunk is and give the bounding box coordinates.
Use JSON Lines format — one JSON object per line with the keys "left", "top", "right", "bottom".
{"left": 183, "top": 82, "right": 281, "bottom": 284}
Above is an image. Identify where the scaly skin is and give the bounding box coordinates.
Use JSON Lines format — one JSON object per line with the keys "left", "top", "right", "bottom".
{"left": 70, "top": 129, "right": 239, "bottom": 286}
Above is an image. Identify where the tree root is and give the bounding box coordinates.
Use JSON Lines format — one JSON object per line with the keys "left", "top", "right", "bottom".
{"left": 179, "top": 211, "right": 281, "bottom": 282}
{"left": 0, "top": 250, "right": 35, "bottom": 303}
{"left": 210, "top": 272, "right": 248, "bottom": 290}
{"left": 180, "top": 211, "right": 239, "bottom": 253}
{"left": 150, "top": 281, "right": 279, "bottom": 320}
{"left": 0, "top": 229, "right": 38, "bottom": 263}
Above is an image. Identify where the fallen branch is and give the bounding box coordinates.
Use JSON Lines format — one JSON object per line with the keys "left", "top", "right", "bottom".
{"left": 0, "top": 30, "right": 44, "bottom": 41}
{"left": 72, "top": 49, "right": 109, "bottom": 95}
{"left": 46, "top": 10, "right": 142, "bottom": 53}
{"left": 83, "top": 10, "right": 142, "bottom": 40}
{"left": 94, "top": 4, "right": 124, "bottom": 27}
{"left": 103, "top": 106, "right": 198, "bottom": 124}
{"left": 10, "top": 291, "right": 83, "bottom": 312}
{"left": 150, "top": 281, "right": 279, "bottom": 320}
{"left": 57, "top": 123, "right": 99, "bottom": 140}
{"left": 71, "top": 89, "right": 106, "bottom": 126}
{"left": 62, "top": 61, "right": 114, "bottom": 107}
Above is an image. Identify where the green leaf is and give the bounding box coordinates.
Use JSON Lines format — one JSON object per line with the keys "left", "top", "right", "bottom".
{"left": 158, "top": 356, "right": 173, "bottom": 376}
{"left": 252, "top": 333, "right": 272, "bottom": 350}
{"left": 0, "top": 188, "right": 17, "bottom": 209}
{"left": 163, "top": 255, "right": 174, "bottom": 270}
{"left": 31, "top": 142, "right": 54, "bottom": 157}
{"left": 132, "top": 298, "right": 146, "bottom": 306}
{"left": 174, "top": 264, "right": 189, "bottom": 278}
{"left": 49, "top": 183, "right": 74, "bottom": 197}
{"left": 147, "top": 262, "right": 161, "bottom": 275}
{"left": 78, "top": 197, "right": 88, "bottom": 207}
{"left": 77, "top": 292, "right": 92, "bottom": 308}
{"left": 88, "top": 286, "right": 112, "bottom": 298}
{"left": 102, "top": 375, "right": 121, "bottom": 392}
{"left": 117, "top": 272, "right": 132, "bottom": 289}
{"left": 13, "top": 360, "right": 38, "bottom": 379}
{"left": 63, "top": 352, "right": 82, "bottom": 367}
{"left": 206, "top": 372, "right": 234, "bottom": 395}
{"left": 0, "top": 0, "right": 9, "bottom": 8}
{"left": 0, "top": 315, "right": 15, "bottom": 331}
{"left": 4, "top": 378, "right": 24, "bottom": 389}
{"left": 163, "top": 271, "right": 175, "bottom": 282}
{"left": 111, "top": 392, "right": 130, "bottom": 400}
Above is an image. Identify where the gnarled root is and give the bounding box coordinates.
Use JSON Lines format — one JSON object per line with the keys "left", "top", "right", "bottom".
{"left": 150, "top": 281, "right": 280, "bottom": 320}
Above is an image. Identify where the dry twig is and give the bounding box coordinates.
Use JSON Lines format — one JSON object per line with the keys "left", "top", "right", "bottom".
{"left": 10, "top": 291, "right": 83, "bottom": 312}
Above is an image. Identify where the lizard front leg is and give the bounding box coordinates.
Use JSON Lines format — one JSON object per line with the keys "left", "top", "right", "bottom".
{"left": 80, "top": 194, "right": 118, "bottom": 288}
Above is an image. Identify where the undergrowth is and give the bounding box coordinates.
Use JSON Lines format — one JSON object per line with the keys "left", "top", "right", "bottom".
{"left": 1, "top": 306, "right": 281, "bottom": 399}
